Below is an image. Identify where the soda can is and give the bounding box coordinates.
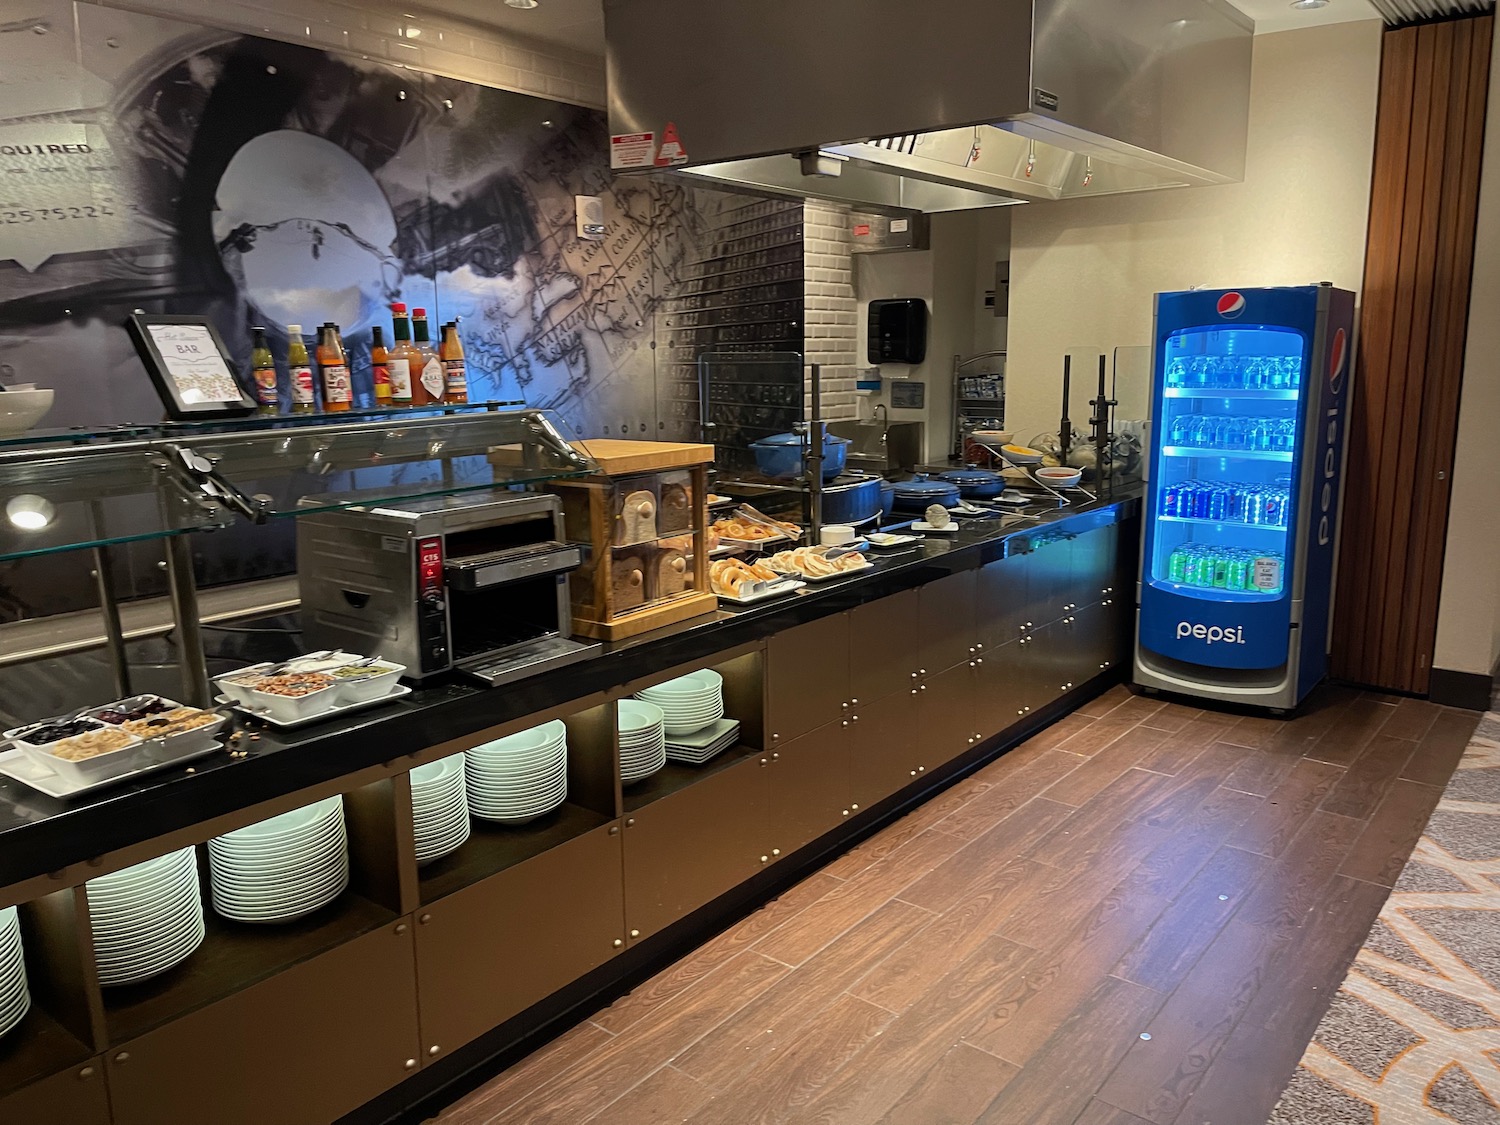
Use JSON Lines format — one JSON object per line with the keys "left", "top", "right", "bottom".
{"left": 1161, "top": 484, "right": 1178, "bottom": 517}
{"left": 1242, "top": 486, "right": 1262, "bottom": 525}
{"left": 1168, "top": 548, "right": 1187, "bottom": 582}
{"left": 1183, "top": 549, "right": 1203, "bottom": 587}
{"left": 1211, "top": 551, "right": 1229, "bottom": 588}
{"left": 1226, "top": 554, "right": 1250, "bottom": 591}
{"left": 1207, "top": 486, "right": 1230, "bottom": 522}
{"left": 1269, "top": 488, "right": 1289, "bottom": 527}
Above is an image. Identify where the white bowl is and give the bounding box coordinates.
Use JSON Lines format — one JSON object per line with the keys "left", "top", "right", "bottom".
{"left": 329, "top": 662, "right": 406, "bottom": 703}
{"left": 0, "top": 389, "right": 53, "bottom": 437}
{"left": 1036, "top": 466, "right": 1083, "bottom": 488}
{"left": 244, "top": 680, "right": 340, "bottom": 723}
{"left": 820, "top": 525, "right": 856, "bottom": 547}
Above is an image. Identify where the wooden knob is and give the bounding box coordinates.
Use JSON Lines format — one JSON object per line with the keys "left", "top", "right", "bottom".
{"left": 628, "top": 570, "right": 642, "bottom": 586}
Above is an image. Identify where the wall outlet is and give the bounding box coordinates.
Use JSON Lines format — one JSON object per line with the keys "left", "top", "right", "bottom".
{"left": 575, "top": 195, "right": 605, "bottom": 240}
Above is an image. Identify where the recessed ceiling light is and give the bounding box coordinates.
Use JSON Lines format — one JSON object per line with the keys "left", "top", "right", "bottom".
{"left": 505, "top": 0, "right": 539, "bottom": 8}
{"left": 1290, "top": 0, "right": 1330, "bottom": 9}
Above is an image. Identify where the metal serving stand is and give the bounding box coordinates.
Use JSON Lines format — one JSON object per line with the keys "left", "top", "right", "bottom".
{"left": 0, "top": 406, "right": 598, "bottom": 707}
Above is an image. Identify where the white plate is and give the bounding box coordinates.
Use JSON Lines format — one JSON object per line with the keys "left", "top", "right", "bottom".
{"left": 87, "top": 864, "right": 198, "bottom": 906}
{"left": 218, "top": 684, "right": 411, "bottom": 730}
{"left": 470, "top": 721, "right": 567, "bottom": 757}
{"left": 411, "top": 754, "right": 464, "bottom": 788}
{"left": 617, "top": 699, "right": 665, "bottom": 733}
{"left": 866, "top": 533, "right": 920, "bottom": 549}
{"left": 910, "top": 521, "right": 961, "bottom": 533}
{"left": 215, "top": 797, "right": 343, "bottom": 843}
{"left": 639, "top": 670, "right": 724, "bottom": 697}
{"left": 717, "top": 579, "right": 805, "bottom": 605}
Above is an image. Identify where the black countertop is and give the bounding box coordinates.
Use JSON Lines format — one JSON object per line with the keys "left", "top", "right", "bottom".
{"left": 0, "top": 484, "right": 1142, "bottom": 891}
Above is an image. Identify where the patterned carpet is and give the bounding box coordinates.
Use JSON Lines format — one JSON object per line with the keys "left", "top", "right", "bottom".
{"left": 1269, "top": 711, "right": 1500, "bottom": 1124}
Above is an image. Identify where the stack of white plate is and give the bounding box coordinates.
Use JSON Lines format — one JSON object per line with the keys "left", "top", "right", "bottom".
{"left": 636, "top": 670, "right": 725, "bottom": 736}
{"left": 666, "top": 718, "right": 741, "bottom": 765}
{"left": 207, "top": 796, "right": 349, "bottom": 924}
{"left": 412, "top": 754, "right": 470, "bottom": 863}
{"left": 87, "top": 847, "right": 204, "bottom": 986}
{"left": 466, "top": 721, "right": 568, "bottom": 824}
{"left": 618, "top": 699, "right": 667, "bottom": 783}
{"left": 0, "top": 906, "right": 30, "bottom": 1037}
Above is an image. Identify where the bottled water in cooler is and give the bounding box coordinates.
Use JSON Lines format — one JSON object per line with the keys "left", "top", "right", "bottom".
{"left": 1165, "top": 355, "right": 1302, "bottom": 390}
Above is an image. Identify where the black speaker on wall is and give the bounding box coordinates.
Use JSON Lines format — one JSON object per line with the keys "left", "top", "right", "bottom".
{"left": 867, "top": 298, "right": 928, "bottom": 365}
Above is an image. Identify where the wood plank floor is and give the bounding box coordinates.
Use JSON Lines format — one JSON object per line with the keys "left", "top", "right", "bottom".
{"left": 433, "top": 685, "right": 1478, "bottom": 1125}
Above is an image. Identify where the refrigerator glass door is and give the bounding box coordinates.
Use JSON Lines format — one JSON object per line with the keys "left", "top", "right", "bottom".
{"left": 1149, "top": 325, "right": 1307, "bottom": 603}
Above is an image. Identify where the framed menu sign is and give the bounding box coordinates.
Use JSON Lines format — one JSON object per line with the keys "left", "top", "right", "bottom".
{"left": 125, "top": 314, "right": 256, "bottom": 419}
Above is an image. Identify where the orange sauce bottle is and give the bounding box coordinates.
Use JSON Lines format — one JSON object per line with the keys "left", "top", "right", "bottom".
{"left": 440, "top": 322, "right": 468, "bottom": 404}
{"left": 318, "top": 322, "right": 352, "bottom": 412}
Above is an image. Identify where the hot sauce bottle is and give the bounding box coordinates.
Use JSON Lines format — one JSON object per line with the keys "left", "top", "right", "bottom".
{"left": 286, "top": 324, "right": 316, "bottom": 414}
{"left": 387, "top": 304, "right": 417, "bottom": 408}
{"left": 319, "top": 322, "right": 352, "bottom": 412}
{"left": 440, "top": 322, "right": 468, "bottom": 405}
{"left": 370, "top": 326, "right": 392, "bottom": 408}
{"left": 249, "top": 326, "right": 277, "bottom": 415}
{"left": 410, "top": 308, "right": 444, "bottom": 407}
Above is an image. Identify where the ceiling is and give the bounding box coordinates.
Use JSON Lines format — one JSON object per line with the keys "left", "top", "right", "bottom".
{"left": 415, "top": 0, "right": 1384, "bottom": 58}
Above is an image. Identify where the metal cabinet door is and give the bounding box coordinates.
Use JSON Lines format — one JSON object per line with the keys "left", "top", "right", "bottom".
{"left": 0, "top": 1059, "right": 109, "bottom": 1125}
{"left": 917, "top": 570, "right": 979, "bottom": 674}
{"left": 416, "top": 822, "right": 625, "bottom": 1054}
{"left": 1030, "top": 535, "right": 1076, "bottom": 625}
{"left": 977, "top": 551, "right": 1031, "bottom": 651}
{"left": 850, "top": 689, "right": 923, "bottom": 807}
{"left": 769, "top": 721, "right": 852, "bottom": 857}
{"left": 974, "top": 638, "right": 1027, "bottom": 737}
{"left": 917, "top": 663, "right": 979, "bottom": 766}
{"left": 623, "top": 755, "right": 769, "bottom": 941}
{"left": 849, "top": 588, "right": 921, "bottom": 703}
{"left": 107, "top": 922, "right": 421, "bottom": 1125}
{"left": 767, "top": 614, "right": 851, "bottom": 745}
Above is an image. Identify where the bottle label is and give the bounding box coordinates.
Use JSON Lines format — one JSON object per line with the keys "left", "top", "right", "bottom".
{"left": 373, "top": 363, "right": 391, "bottom": 395}
{"left": 443, "top": 359, "right": 467, "bottom": 396}
{"left": 323, "top": 363, "right": 352, "bottom": 404}
{"left": 387, "top": 358, "right": 412, "bottom": 401}
{"left": 253, "top": 366, "right": 277, "bottom": 406}
{"left": 290, "top": 365, "right": 315, "bottom": 404}
{"left": 420, "top": 358, "right": 444, "bottom": 401}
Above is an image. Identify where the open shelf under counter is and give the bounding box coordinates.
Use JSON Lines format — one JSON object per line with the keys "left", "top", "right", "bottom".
{"left": 622, "top": 744, "right": 762, "bottom": 814}
{"left": 99, "top": 889, "right": 396, "bottom": 1045}
{"left": 0, "top": 1005, "right": 93, "bottom": 1100}
{"left": 416, "top": 803, "right": 612, "bottom": 906}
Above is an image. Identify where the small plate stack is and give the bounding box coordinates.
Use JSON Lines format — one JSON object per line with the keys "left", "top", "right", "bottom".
{"left": 665, "top": 718, "right": 742, "bottom": 765}
{"left": 466, "top": 721, "right": 568, "bottom": 824}
{"left": 207, "top": 797, "right": 349, "bottom": 924}
{"left": 637, "top": 671, "right": 725, "bottom": 736}
{"left": 618, "top": 700, "right": 667, "bottom": 783}
{"left": 86, "top": 847, "right": 205, "bottom": 986}
{"left": 412, "top": 754, "right": 470, "bottom": 864}
{"left": 0, "top": 906, "right": 30, "bottom": 1038}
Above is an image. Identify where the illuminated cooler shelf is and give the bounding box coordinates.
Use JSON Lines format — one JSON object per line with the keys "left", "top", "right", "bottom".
{"left": 1162, "top": 446, "right": 1295, "bottom": 462}
{"left": 1162, "top": 387, "right": 1300, "bottom": 400}
{"left": 1158, "top": 515, "right": 1289, "bottom": 531}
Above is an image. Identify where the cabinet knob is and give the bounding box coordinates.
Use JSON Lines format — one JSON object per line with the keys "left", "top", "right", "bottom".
{"left": 78, "top": 1066, "right": 95, "bottom": 1079}
{"left": 842, "top": 809, "right": 850, "bottom": 817}
{"left": 405, "top": 1059, "right": 418, "bottom": 1071}
{"left": 771, "top": 752, "right": 779, "bottom": 761}
{"left": 1026, "top": 621, "right": 1033, "bottom": 628}
{"left": 851, "top": 698, "right": 858, "bottom": 705}
{"left": 851, "top": 804, "right": 859, "bottom": 812}
{"left": 626, "top": 817, "right": 636, "bottom": 827}
{"left": 841, "top": 701, "right": 850, "bottom": 710}
{"left": 630, "top": 929, "right": 640, "bottom": 938}
{"left": 609, "top": 825, "right": 620, "bottom": 836}
{"left": 761, "top": 757, "right": 769, "bottom": 765}
{"left": 761, "top": 855, "right": 770, "bottom": 863}
{"left": 772, "top": 848, "right": 781, "bottom": 856}
{"left": 969, "top": 661, "right": 976, "bottom": 668}
{"left": 919, "top": 668, "right": 927, "bottom": 675}
{"left": 968, "top": 646, "right": 975, "bottom": 655}
{"left": 419, "top": 913, "right": 432, "bottom": 924}
{"left": 395, "top": 922, "right": 409, "bottom": 935}
{"left": 841, "top": 720, "right": 849, "bottom": 727}
{"left": 911, "top": 671, "right": 919, "bottom": 679}
{"left": 917, "top": 765, "right": 925, "bottom": 773}
{"left": 772, "top": 733, "right": 781, "bottom": 742}
{"left": 975, "top": 658, "right": 983, "bottom": 666}
{"left": 975, "top": 643, "right": 983, "bottom": 651}
{"left": 968, "top": 736, "right": 976, "bottom": 744}
{"left": 851, "top": 715, "right": 859, "bottom": 723}
{"left": 919, "top": 685, "right": 926, "bottom": 692}
{"left": 613, "top": 938, "right": 624, "bottom": 948}
{"left": 910, "top": 770, "right": 917, "bottom": 776}
{"left": 1017, "top": 708, "right": 1025, "bottom": 716}
{"left": 428, "top": 1045, "right": 441, "bottom": 1057}
{"left": 911, "top": 689, "right": 918, "bottom": 696}
{"left": 114, "top": 1052, "right": 129, "bottom": 1063}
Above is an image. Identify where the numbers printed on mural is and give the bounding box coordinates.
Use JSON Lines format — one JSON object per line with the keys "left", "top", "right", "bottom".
{"left": 0, "top": 205, "right": 114, "bottom": 223}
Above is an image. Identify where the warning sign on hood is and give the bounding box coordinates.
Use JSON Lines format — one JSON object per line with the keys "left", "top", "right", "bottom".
{"left": 654, "top": 122, "right": 688, "bottom": 166}
{"left": 610, "top": 132, "right": 654, "bottom": 170}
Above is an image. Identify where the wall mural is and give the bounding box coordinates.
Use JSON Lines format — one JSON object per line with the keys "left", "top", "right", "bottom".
{"left": 0, "top": 0, "right": 803, "bottom": 622}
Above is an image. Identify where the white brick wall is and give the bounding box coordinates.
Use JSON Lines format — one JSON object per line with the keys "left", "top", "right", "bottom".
{"left": 91, "top": 0, "right": 607, "bottom": 107}
{"left": 803, "top": 201, "right": 860, "bottom": 422}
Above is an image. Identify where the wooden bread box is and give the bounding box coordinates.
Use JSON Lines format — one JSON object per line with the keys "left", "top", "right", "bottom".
{"left": 544, "top": 440, "right": 716, "bottom": 641}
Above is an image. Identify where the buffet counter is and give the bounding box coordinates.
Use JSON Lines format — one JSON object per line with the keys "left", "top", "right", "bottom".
{"left": 0, "top": 484, "right": 1140, "bottom": 1125}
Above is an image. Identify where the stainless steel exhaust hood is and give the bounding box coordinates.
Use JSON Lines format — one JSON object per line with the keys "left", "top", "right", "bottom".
{"left": 604, "top": 0, "right": 1254, "bottom": 211}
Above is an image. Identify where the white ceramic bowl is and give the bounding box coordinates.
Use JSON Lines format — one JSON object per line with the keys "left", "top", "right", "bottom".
{"left": 329, "top": 662, "right": 406, "bottom": 703}
{"left": 0, "top": 389, "right": 53, "bottom": 436}
{"left": 1036, "top": 466, "right": 1083, "bottom": 488}
{"left": 244, "top": 680, "right": 340, "bottom": 723}
{"left": 820, "top": 524, "right": 856, "bottom": 547}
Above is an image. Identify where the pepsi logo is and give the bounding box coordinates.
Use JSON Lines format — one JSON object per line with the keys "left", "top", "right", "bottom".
{"left": 1328, "top": 328, "right": 1347, "bottom": 394}
{"left": 1217, "top": 292, "right": 1246, "bottom": 319}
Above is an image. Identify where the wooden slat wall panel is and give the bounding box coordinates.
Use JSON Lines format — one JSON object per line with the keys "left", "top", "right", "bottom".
{"left": 1331, "top": 14, "right": 1494, "bottom": 694}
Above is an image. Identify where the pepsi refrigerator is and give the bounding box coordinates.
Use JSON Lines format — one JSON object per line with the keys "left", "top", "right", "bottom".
{"left": 1134, "top": 284, "right": 1355, "bottom": 711}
